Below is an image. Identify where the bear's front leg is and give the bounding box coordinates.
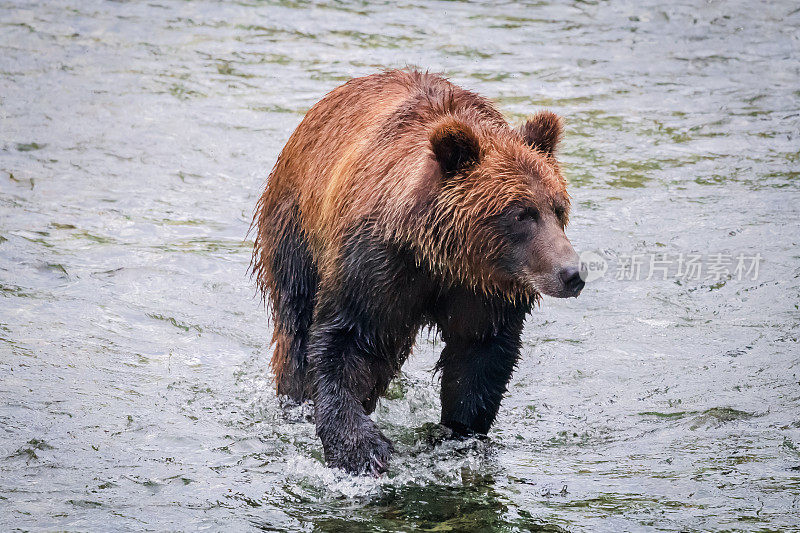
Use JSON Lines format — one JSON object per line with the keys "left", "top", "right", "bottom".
{"left": 307, "top": 318, "right": 394, "bottom": 476}
{"left": 438, "top": 311, "right": 526, "bottom": 436}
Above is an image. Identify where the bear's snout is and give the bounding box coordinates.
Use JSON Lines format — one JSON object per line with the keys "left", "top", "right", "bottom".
{"left": 559, "top": 265, "right": 585, "bottom": 297}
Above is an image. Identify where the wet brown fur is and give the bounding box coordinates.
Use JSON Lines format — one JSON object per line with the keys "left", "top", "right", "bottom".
{"left": 251, "top": 69, "right": 571, "bottom": 474}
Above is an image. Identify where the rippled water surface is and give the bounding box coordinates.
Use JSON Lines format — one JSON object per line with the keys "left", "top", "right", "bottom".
{"left": 2, "top": 1, "right": 799, "bottom": 531}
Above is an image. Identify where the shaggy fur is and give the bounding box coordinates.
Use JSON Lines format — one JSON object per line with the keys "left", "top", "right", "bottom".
{"left": 252, "top": 69, "right": 574, "bottom": 475}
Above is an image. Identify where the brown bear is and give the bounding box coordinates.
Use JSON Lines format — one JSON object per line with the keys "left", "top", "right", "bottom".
{"left": 251, "top": 69, "right": 583, "bottom": 476}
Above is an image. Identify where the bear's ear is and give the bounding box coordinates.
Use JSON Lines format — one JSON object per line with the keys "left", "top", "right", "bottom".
{"left": 430, "top": 118, "right": 481, "bottom": 177}
{"left": 519, "top": 111, "right": 563, "bottom": 156}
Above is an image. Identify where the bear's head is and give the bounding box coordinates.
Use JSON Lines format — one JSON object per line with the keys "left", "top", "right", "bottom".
{"left": 425, "top": 111, "right": 583, "bottom": 300}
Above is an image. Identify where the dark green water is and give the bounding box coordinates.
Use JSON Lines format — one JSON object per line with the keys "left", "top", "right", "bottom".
{"left": 1, "top": 1, "right": 799, "bottom": 531}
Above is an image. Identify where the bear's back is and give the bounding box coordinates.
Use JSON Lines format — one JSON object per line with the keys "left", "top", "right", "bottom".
{"left": 263, "top": 69, "right": 508, "bottom": 259}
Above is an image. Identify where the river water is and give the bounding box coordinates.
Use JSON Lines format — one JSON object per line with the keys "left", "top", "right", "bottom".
{"left": 1, "top": 1, "right": 799, "bottom": 531}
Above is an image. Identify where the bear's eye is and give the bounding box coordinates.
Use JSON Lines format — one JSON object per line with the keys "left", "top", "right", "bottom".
{"left": 515, "top": 207, "right": 538, "bottom": 223}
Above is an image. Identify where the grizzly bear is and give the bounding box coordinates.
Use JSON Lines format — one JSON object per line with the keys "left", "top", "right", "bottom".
{"left": 252, "top": 69, "right": 583, "bottom": 476}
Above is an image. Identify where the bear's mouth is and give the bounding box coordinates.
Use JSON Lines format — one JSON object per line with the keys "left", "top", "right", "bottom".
{"left": 523, "top": 270, "right": 584, "bottom": 299}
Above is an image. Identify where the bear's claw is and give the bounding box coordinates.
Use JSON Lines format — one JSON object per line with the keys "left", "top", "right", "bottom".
{"left": 325, "top": 426, "right": 394, "bottom": 477}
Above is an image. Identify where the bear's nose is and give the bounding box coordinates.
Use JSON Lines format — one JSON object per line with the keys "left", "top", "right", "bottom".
{"left": 559, "top": 266, "right": 585, "bottom": 297}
